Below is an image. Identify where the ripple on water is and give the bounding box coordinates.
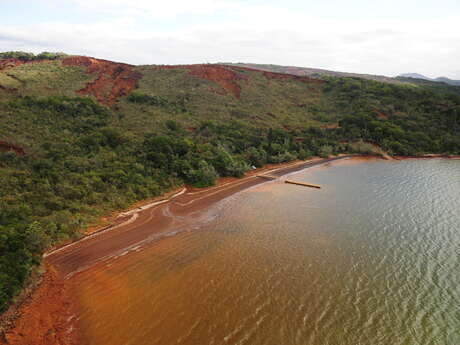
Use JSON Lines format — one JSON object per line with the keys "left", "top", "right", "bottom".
{"left": 72, "top": 159, "right": 460, "bottom": 345}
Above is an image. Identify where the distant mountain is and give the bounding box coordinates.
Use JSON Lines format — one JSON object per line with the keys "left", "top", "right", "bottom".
{"left": 399, "top": 73, "right": 432, "bottom": 80}
{"left": 435, "top": 77, "right": 460, "bottom": 86}
{"left": 224, "top": 64, "right": 460, "bottom": 89}
{"left": 398, "top": 73, "right": 460, "bottom": 86}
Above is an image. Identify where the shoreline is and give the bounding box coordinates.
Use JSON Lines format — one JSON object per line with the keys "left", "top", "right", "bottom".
{"left": 44, "top": 156, "right": 341, "bottom": 258}
{"left": 1, "top": 154, "right": 457, "bottom": 345}
{"left": 1, "top": 156, "right": 349, "bottom": 344}
{"left": 46, "top": 156, "right": 351, "bottom": 278}
{"left": 394, "top": 154, "right": 460, "bottom": 160}
{"left": 37, "top": 153, "right": 460, "bottom": 260}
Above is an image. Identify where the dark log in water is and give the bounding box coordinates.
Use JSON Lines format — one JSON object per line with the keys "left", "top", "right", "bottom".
{"left": 285, "top": 180, "right": 321, "bottom": 189}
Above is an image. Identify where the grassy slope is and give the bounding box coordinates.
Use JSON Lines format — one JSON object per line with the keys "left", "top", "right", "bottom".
{"left": 1, "top": 62, "right": 327, "bottom": 149}
{"left": 0, "top": 60, "right": 94, "bottom": 151}
{"left": 115, "top": 65, "right": 326, "bottom": 134}
{"left": 226, "top": 62, "right": 460, "bottom": 97}
{"left": 1, "top": 58, "right": 459, "bottom": 165}
{"left": 0, "top": 60, "right": 92, "bottom": 100}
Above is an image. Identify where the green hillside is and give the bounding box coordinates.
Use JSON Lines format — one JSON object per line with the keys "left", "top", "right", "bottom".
{"left": 1, "top": 52, "right": 459, "bottom": 313}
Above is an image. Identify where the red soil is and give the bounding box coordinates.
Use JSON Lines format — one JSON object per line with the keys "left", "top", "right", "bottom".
{"left": 158, "top": 64, "right": 246, "bottom": 98}
{"left": 0, "top": 59, "right": 24, "bottom": 71}
{"left": 0, "top": 265, "right": 79, "bottom": 345}
{"left": 375, "top": 110, "right": 389, "bottom": 119}
{"left": 62, "top": 56, "right": 142, "bottom": 106}
{"left": 0, "top": 141, "right": 25, "bottom": 156}
{"left": 0, "top": 59, "right": 24, "bottom": 93}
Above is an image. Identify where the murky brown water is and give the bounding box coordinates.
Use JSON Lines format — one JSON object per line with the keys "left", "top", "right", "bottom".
{"left": 72, "top": 158, "right": 460, "bottom": 345}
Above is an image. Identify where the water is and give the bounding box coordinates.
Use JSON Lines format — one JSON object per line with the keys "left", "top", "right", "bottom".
{"left": 72, "top": 158, "right": 460, "bottom": 345}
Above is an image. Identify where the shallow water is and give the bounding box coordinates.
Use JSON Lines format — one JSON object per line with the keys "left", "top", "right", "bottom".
{"left": 73, "top": 158, "right": 460, "bottom": 345}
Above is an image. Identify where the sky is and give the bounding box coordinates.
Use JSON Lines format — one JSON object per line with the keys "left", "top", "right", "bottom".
{"left": 1, "top": 0, "right": 460, "bottom": 79}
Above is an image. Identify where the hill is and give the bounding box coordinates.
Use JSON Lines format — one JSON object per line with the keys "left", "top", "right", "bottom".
{"left": 0, "top": 51, "right": 460, "bottom": 314}
{"left": 398, "top": 73, "right": 432, "bottom": 80}
{"left": 435, "top": 77, "right": 460, "bottom": 86}
{"left": 399, "top": 73, "right": 460, "bottom": 86}
{"left": 224, "top": 62, "right": 404, "bottom": 84}
{"left": 226, "top": 63, "right": 460, "bottom": 96}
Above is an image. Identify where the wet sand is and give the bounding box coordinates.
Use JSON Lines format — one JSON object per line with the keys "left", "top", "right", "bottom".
{"left": 0, "top": 155, "right": 357, "bottom": 345}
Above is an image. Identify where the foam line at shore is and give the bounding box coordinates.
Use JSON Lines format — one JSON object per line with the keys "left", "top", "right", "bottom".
{"left": 46, "top": 156, "right": 354, "bottom": 275}
{"left": 44, "top": 188, "right": 187, "bottom": 258}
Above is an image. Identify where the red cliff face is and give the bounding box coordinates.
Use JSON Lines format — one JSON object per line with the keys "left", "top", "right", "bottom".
{"left": 157, "top": 64, "right": 325, "bottom": 100}
{"left": 186, "top": 65, "right": 245, "bottom": 98}
{"left": 0, "top": 141, "right": 25, "bottom": 156}
{"left": 0, "top": 59, "right": 24, "bottom": 71}
{"left": 62, "top": 56, "right": 142, "bottom": 106}
{"left": 157, "top": 64, "right": 246, "bottom": 98}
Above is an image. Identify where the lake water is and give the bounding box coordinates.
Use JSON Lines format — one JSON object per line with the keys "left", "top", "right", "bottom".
{"left": 72, "top": 158, "right": 460, "bottom": 345}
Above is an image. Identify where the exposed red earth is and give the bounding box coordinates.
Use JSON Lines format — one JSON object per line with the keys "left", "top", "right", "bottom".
{"left": 0, "top": 59, "right": 24, "bottom": 71}
{"left": 62, "top": 56, "right": 142, "bottom": 106}
{"left": 0, "top": 141, "right": 25, "bottom": 156}
{"left": 0, "top": 56, "right": 141, "bottom": 105}
{"left": 156, "top": 64, "right": 325, "bottom": 99}
{"left": 375, "top": 110, "right": 389, "bottom": 119}
{"left": 0, "top": 265, "right": 79, "bottom": 345}
{"left": 0, "top": 59, "right": 33, "bottom": 92}
{"left": 157, "top": 64, "right": 246, "bottom": 98}
{"left": 2, "top": 58, "right": 325, "bottom": 103}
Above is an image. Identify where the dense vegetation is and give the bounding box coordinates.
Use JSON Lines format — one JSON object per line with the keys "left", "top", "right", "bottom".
{"left": 324, "top": 77, "right": 460, "bottom": 155}
{"left": 0, "top": 51, "right": 66, "bottom": 61}
{"left": 0, "top": 54, "right": 459, "bottom": 312}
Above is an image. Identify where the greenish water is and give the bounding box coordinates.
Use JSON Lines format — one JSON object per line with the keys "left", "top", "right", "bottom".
{"left": 75, "top": 158, "right": 460, "bottom": 345}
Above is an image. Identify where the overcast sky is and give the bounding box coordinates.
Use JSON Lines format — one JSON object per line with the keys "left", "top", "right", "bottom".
{"left": 2, "top": 0, "right": 460, "bottom": 78}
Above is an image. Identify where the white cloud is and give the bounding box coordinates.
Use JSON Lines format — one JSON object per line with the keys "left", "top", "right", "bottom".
{"left": 55, "top": 0, "right": 245, "bottom": 19}
{"left": 2, "top": 1, "right": 460, "bottom": 78}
